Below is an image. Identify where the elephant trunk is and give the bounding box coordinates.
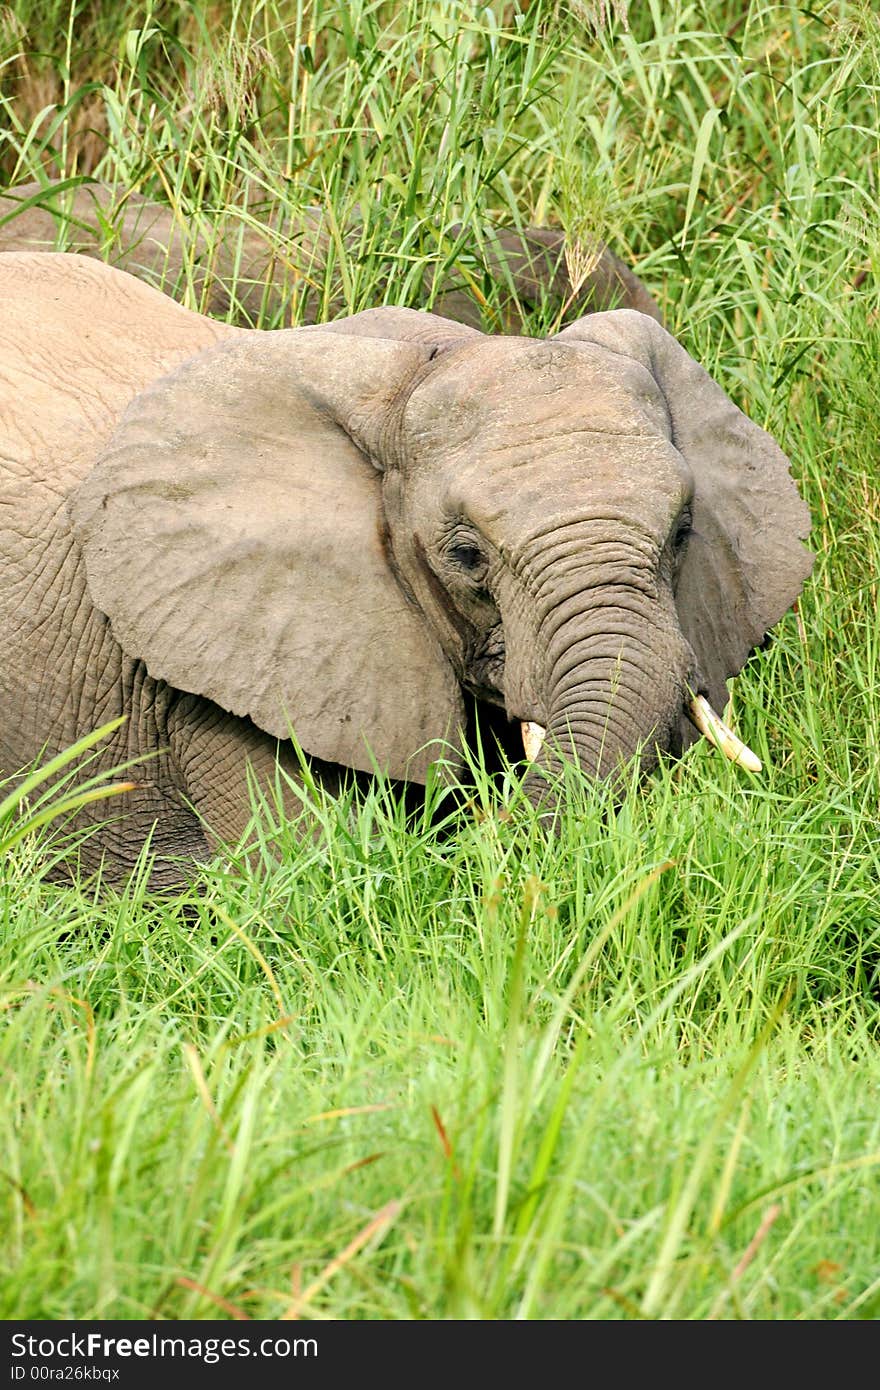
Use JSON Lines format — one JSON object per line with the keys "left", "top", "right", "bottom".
{"left": 518, "top": 594, "right": 762, "bottom": 807}
{"left": 519, "top": 584, "right": 691, "bottom": 806}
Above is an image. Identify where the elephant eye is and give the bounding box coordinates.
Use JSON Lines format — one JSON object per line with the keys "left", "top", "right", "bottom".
{"left": 673, "top": 509, "right": 692, "bottom": 552}
{"left": 447, "top": 540, "right": 488, "bottom": 578}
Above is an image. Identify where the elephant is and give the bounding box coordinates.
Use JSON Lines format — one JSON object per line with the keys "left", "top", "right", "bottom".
{"left": 0, "top": 251, "right": 811, "bottom": 887}
{"left": 0, "top": 178, "right": 663, "bottom": 331}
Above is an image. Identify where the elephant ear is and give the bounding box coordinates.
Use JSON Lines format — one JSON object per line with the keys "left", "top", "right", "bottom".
{"left": 318, "top": 303, "right": 483, "bottom": 350}
{"left": 71, "top": 321, "right": 471, "bottom": 781}
{"left": 556, "top": 310, "right": 813, "bottom": 712}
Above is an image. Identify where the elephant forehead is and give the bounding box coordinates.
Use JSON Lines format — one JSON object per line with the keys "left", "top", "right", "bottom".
{"left": 404, "top": 336, "right": 670, "bottom": 447}
{"left": 452, "top": 433, "right": 693, "bottom": 546}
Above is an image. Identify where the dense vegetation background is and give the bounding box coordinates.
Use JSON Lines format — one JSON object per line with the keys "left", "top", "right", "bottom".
{"left": 1, "top": 0, "right": 879, "bottom": 1319}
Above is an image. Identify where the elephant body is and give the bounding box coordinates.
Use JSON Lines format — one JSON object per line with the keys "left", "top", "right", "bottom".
{"left": 0, "top": 255, "right": 309, "bottom": 879}
{"left": 0, "top": 180, "right": 662, "bottom": 330}
{"left": 0, "top": 252, "right": 811, "bottom": 886}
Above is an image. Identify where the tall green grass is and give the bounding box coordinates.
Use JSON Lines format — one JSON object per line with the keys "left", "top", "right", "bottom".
{"left": 2, "top": 0, "right": 880, "bottom": 1319}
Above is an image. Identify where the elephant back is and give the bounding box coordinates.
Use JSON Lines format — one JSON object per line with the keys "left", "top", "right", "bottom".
{"left": 0, "top": 252, "right": 231, "bottom": 502}
{"left": 0, "top": 254, "right": 232, "bottom": 784}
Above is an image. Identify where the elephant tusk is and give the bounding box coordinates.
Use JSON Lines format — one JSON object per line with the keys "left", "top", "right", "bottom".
{"left": 521, "top": 720, "right": 547, "bottom": 761}
{"left": 688, "top": 695, "right": 762, "bottom": 773}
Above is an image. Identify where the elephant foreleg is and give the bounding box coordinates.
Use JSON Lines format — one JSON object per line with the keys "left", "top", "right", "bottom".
{"left": 165, "top": 694, "right": 340, "bottom": 861}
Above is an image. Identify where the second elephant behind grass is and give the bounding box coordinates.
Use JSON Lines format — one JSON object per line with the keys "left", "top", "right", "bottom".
{"left": 0, "top": 178, "right": 663, "bottom": 330}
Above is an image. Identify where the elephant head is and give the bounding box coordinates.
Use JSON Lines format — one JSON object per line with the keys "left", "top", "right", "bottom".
{"left": 71, "top": 304, "right": 811, "bottom": 807}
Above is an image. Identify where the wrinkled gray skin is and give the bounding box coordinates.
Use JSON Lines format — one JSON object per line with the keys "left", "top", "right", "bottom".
{"left": 0, "top": 179, "right": 663, "bottom": 329}
{"left": 0, "top": 254, "right": 811, "bottom": 887}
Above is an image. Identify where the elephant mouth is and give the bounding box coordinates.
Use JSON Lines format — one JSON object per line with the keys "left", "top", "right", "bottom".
{"left": 519, "top": 693, "right": 761, "bottom": 773}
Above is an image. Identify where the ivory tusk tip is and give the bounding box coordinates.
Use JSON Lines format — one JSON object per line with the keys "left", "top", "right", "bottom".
{"left": 688, "top": 695, "right": 762, "bottom": 773}
{"left": 521, "top": 720, "right": 547, "bottom": 761}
